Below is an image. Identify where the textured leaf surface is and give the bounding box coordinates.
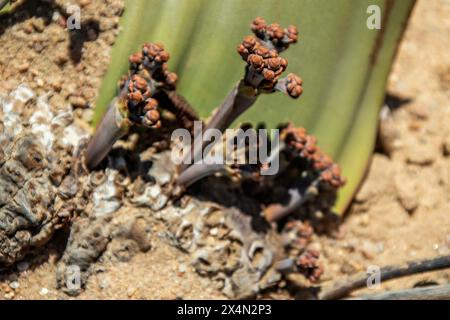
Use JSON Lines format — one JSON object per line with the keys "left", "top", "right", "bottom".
{"left": 95, "top": 0, "right": 415, "bottom": 214}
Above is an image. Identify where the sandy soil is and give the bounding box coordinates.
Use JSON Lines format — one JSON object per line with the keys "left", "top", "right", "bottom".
{"left": 0, "top": 0, "right": 449, "bottom": 299}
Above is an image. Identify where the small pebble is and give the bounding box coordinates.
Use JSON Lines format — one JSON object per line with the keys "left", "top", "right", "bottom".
{"left": 81, "top": 87, "right": 95, "bottom": 100}
{"left": 23, "top": 22, "right": 34, "bottom": 34}
{"left": 33, "top": 42, "right": 44, "bottom": 53}
{"left": 9, "top": 281, "right": 20, "bottom": 290}
{"left": 11, "top": 84, "right": 35, "bottom": 103}
{"left": 48, "top": 77, "right": 63, "bottom": 92}
{"left": 52, "top": 11, "right": 61, "bottom": 23}
{"left": 39, "top": 287, "right": 49, "bottom": 296}
{"left": 17, "top": 62, "right": 30, "bottom": 73}
{"left": 155, "top": 172, "right": 171, "bottom": 186}
{"left": 340, "top": 261, "right": 357, "bottom": 275}
{"left": 17, "top": 261, "right": 29, "bottom": 272}
{"left": 87, "top": 28, "right": 98, "bottom": 41}
{"left": 79, "top": 0, "right": 92, "bottom": 7}
{"left": 82, "top": 109, "right": 94, "bottom": 122}
{"left": 4, "top": 292, "right": 14, "bottom": 300}
{"left": 36, "top": 78, "right": 44, "bottom": 87}
{"left": 359, "top": 213, "right": 370, "bottom": 227}
{"left": 69, "top": 95, "right": 87, "bottom": 108}
{"left": 409, "top": 120, "right": 422, "bottom": 131}
{"left": 54, "top": 53, "right": 68, "bottom": 66}
{"left": 31, "top": 18, "right": 45, "bottom": 33}
{"left": 308, "top": 242, "right": 322, "bottom": 252}
{"left": 178, "top": 264, "right": 187, "bottom": 274}
{"left": 2, "top": 283, "right": 12, "bottom": 293}
{"left": 406, "top": 143, "right": 435, "bottom": 166}
{"left": 99, "top": 278, "right": 110, "bottom": 290}
{"left": 127, "top": 287, "right": 137, "bottom": 298}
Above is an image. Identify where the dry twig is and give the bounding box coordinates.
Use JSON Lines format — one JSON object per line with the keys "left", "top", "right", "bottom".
{"left": 319, "top": 255, "right": 450, "bottom": 300}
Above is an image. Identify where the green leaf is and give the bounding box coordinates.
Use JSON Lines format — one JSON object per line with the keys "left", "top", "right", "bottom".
{"left": 0, "top": 0, "right": 12, "bottom": 14}
{"left": 95, "top": 0, "right": 415, "bottom": 214}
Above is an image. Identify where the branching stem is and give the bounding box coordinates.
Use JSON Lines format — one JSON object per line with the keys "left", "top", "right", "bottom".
{"left": 348, "top": 284, "right": 450, "bottom": 300}
{"left": 179, "top": 81, "right": 257, "bottom": 171}
{"left": 175, "top": 163, "right": 229, "bottom": 188}
{"left": 319, "top": 254, "right": 450, "bottom": 300}
{"left": 263, "top": 179, "right": 320, "bottom": 222}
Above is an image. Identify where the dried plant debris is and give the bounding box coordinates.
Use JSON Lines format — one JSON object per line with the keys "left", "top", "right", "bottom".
{"left": 56, "top": 208, "right": 153, "bottom": 296}
{"left": 0, "top": 84, "right": 87, "bottom": 267}
{"left": 160, "top": 196, "right": 284, "bottom": 298}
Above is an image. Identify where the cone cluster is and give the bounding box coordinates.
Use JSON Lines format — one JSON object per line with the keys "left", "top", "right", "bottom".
{"left": 118, "top": 43, "right": 180, "bottom": 129}
{"left": 128, "top": 43, "right": 178, "bottom": 90}
{"left": 121, "top": 74, "right": 160, "bottom": 128}
{"left": 237, "top": 18, "right": 303, "bottom": 96}
{"left": 250, "top": 17, "right": 298, "bottom": 52}
{"left": 297, "top": 249, "right": 323, "bottom": 283}
{"left": 281, "top": 124, "right": 346, "bottom": 189}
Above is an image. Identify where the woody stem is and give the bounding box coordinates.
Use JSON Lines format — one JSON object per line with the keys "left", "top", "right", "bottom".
{"left": 320, "top": 254, "right": 450, "bottom": 300}
{"left": 263, "top": 179, "right": 320, "bottom": 222}
{"left": 85, "top": 99, "right": 129, "bottom": 170}
{"left": 175, "top": 163, "right": 229, "bottom": 188}
{"left": 178, "top": 80, "right": 257, "bottom": 172}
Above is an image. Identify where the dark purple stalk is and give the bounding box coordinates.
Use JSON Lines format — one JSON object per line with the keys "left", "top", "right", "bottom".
{"left": 175, "top": 163, "right": 229, "bottom": 188}
{"left": 179, "top": 81, "right": 257, "bottom": 172}
{"left": 85, "top": 99, "right": 130, "bottom": 170}
{"left": 319, "top": 255, "right": 450, "bottom": 300}
{"left": 263, "top": 179, "right": 320, "bottom": 222}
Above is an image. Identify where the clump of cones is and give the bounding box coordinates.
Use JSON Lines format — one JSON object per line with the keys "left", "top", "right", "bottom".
{"left": 87, "top": 18, "right": 345, "bottom": 230}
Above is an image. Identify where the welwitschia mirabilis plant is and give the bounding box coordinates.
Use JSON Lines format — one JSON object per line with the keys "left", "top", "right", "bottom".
{"left": 94, "top": 0, "right": 416, "bottom": 214}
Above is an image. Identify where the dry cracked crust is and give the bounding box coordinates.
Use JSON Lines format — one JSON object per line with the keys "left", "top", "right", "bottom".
{"left": 0, "top": 84, "right": 85, "bottom": 266}
{"left": 0, "top": 84, "right": 332, "bottom": 298}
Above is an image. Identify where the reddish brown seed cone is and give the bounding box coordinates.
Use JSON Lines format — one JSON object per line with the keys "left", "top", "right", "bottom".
{"left": 267, "top": 23, "right": 285, "bottom": 41}
{"left": 251, "top": 17, "right": 266, "bottom": 35}
{"left": 165, "top": 71, "right": 178, "bottom": 88}
{"left": 127, "top": 91, "right": 144, "bottom": 103}
{"left": 281, "top": 124, "right": 346, "bottom": 190}
{"left": 286, "top": 73, "right": 303, "bottom": 98}
{"left": 263, "top": 69, "right": 275, "bottom": 81}
{"left": 286, "top": 25, "right": 299, "bottom": 44}
{"left": 242, "top": 35, "right": 257, "bottom": 49}
{"left": 129, "top": 52, "right": 143, "bottom": 65}
{"left": 142, "top": 98, "right": 160, "bottom": 128}
{"left": 238, "top": 19, "right": 301, "bottom": 92}
{"left": 297, "top": 249, "right": 323, "bottom": 283}
{"left": 320, "top": 164, "right": 346, "bottom": 188}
